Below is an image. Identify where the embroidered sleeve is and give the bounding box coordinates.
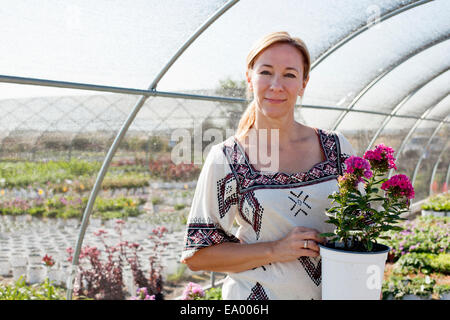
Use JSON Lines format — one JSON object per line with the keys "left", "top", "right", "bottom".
{"left": 181, "top": 144, "right": 239, "bottom": 262}
{"left": 334, "top": 131, "right": 357, "bottom": 175}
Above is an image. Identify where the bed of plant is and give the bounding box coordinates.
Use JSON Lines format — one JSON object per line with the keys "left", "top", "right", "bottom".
{"left": 67, "top": 221, "right": 167, "bottom": 300}
{"left": 0, "top": 156, "right": 200, "bottom": 191}
{"left": 380, "top": 215, "right": 449, "bottom": 299}
{"left": 0, "top": 195, "right": 146, "bottom": 220}
{"left": 382, "top": 274, "right": 449, "bottom": 300}
{"left": 179, "top": 282, "right": 223, "bottom": 300}
{"left": 421, "top": 193, "right": 450, "bottom": 213}
{"left": 0, "top": 276, "right": 66, "bottom": 300}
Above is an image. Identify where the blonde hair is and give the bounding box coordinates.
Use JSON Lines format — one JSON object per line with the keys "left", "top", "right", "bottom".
{"left": 235, "top": 31, "right": 311, "bottom": 139}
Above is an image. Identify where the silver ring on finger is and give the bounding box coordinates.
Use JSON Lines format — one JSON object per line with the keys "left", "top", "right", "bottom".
{"left": 304, "top": 240, "right": 308, "bottom": 249}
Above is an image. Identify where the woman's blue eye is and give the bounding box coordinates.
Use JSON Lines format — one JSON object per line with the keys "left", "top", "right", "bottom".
{"left": 260, "top": 70, "right": 271, "bottom": 75}
{"left": 285, "top": 73, "right": 296, "bottom": 78}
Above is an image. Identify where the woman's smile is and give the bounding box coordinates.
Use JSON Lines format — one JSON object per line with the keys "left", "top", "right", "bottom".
{"left": 265, "top": 98, "right": 287, "bottom": 104}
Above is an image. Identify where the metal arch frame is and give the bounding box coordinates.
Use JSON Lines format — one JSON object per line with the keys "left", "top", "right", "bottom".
{"left": 411, "top": 117, "right": 448, "bottom": 186}
{"left": 366, "top": 68, "right": 450, "bottom": 151}
{"left": 1, "top": 74, "right": 448, "bottom": 124}
{"left": 310, "top": 0, "right": 434, "bottom": 70}
{"left": 331, "top": 35, "right": 450, "bottom": 131}
{"left": 64, "top": 0, "right": 240, "bottom": 300}
{"left": 429, "top": 141, "right": 449, "bottom": 196}
{"left": 445, "top": 163, "right": 450, "bottom": 190}
{"left": 387, "top": 93, "right": 449, "bottom": 179}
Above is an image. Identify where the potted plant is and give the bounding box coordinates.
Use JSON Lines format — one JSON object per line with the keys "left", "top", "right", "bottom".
{"left": 319, "top": 144, "right": 415, "bottom": 300}
{"left": 421, "top": 194, "right": 449, "bottom": 217}
{"left": 43, "top": 254, "right": 59, "bottom": 284}
{"left": 151, "top": 197, "right": 163, "bottom": 214}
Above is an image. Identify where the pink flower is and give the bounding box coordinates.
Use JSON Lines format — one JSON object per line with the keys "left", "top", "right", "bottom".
{"left": 130, "top": 288, "right": 156, "bottom": 300}
{"left": 129, "top": 243, "right": 140, "bottom": 249}
{"left": 181, "top": 282, "right": 205, "bottom": 300}
{"left": 66, "top": 247, "right": 74, "bottom": 262}
{"left": 344, "top": 156, "right": 373, "bottom": 182}
{"left": 94, "top": 229, "right": 108, "bottom": 237}
{"left": 80, "top": 246, "right": 100, "bottom": 259}
{"left": 42, "top": 254, "right": 55, "bottom": 267}
{"left": 381, "top": 174, "right": 415, "bottom": 199}
{"left": 364, "top": 144, "right": 397, "bottom": 172}
{"left": 152, "top": 226, "right": 169, "bottom": 238}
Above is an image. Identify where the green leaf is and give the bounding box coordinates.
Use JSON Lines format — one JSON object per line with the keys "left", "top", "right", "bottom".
{"left": 368, "top": 197, "right": 385, "bottom": 202}
{"left": 319, "top": 233, "right": 336, "bottom": 238}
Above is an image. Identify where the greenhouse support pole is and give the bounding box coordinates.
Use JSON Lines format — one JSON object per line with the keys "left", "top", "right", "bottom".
{"left": 66, "top": 0, "right": 240, "bottom": 300}
{"left": 429, "top": 142, "right": 449, "bottom": 196}
{"left": 411, "top": 119, "right": 447, "bottom": 186}
{"left": 445, "top": 163, "right": 450, "bottom": 191}
{"left": 388, "top": 94, "right": 449, "bottom": 178}
{"left": 0, "top": 74, "right": 447, "bottom": 124}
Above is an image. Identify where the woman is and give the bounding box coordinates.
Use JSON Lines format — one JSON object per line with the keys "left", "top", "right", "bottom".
{"left": 180, "top": 31, "right": 356, "bottom": 300}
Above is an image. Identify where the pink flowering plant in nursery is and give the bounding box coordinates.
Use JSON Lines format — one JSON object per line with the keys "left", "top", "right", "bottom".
{"left": 321, "top": 144, "right": 415, "bottom": 252}
{"left": 181, "top": 282, "right": 205, "bottom": 300}
{"left": 66, "top": 220, "right": 167, "bottom": 300}
{"left": 129, "top": 287, "right": 156, "bottom": 300}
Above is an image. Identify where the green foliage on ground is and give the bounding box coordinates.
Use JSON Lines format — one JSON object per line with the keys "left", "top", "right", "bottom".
{"left": 421, "top": 193, "right": 450, "bottom": 212}
{"left": 0, "top": 277, "right": 65, "bottom": 300}
{"left": 381, "top": 216, "right": 449, "bottom": 300}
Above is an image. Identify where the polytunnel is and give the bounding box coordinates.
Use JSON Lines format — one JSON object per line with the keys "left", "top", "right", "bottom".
{"left": 0, "top": 0, "right": 448, "bottom": 300}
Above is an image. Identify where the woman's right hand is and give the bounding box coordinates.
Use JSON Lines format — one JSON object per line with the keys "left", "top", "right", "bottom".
{"left": 271, "top": 226, "right": 326, "bottom": 262}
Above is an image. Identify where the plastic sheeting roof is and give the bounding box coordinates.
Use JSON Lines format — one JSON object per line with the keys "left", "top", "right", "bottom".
{"left": 0, "top": 0, "right": 449, "bottom": 201}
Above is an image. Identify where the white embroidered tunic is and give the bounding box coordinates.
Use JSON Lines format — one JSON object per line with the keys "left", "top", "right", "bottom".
{"left": 181, "top": 129, "right": 356, "bottom": 300}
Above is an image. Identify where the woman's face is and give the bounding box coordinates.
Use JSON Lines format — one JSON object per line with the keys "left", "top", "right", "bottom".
{"left": 247, "top": 43, "right": 309, "bottom": 119}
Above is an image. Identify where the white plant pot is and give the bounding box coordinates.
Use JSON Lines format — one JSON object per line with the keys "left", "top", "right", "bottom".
{"left": 432, "top": 211, "right": 445, "bottom": 217}
{"left": 28, "top": 253, "right": 42, "bottom": 265}
{"left": 422, "top": 210, "right": 446, "bottom": 217}
{"left": 46, "top": 267, "right": 60, "bottom": 284}
{"left": 59, "top": 263, "right": 71, "bottom": 287}
{"left": 319, "top": 243, "right": 390, "bottom": 300}
{"left": 12, "top": 265, "right": 27, "bottom": 281}
{"left": 90, "top": 218, "right": 102, "bottom": 227}
{"left": 123, "top": 267, "right": 136, "bottom": 296}
{"left": 27, "top": 265, "right": 45, "bottom": 284}
{"left": 421, "top": 210, "right": 432, "bottom": 217}
{"left": 0, "top": 259, "right": 11, "bottom": 276}
{"left": 440, "top": 292, "right": 450, "bottom": 300}
{"left": 165, "top": 257, "right": 179, "bottom": 276}
{"left": 11, "top": 255, "right": 27, "bottom": 267}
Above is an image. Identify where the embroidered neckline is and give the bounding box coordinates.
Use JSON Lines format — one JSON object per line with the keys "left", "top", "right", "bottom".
{"left": 231, "top": 128, "right": 329, "bottom": 177}
{"left": 223, "top": 128, "right": 342, "bottom": 192}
